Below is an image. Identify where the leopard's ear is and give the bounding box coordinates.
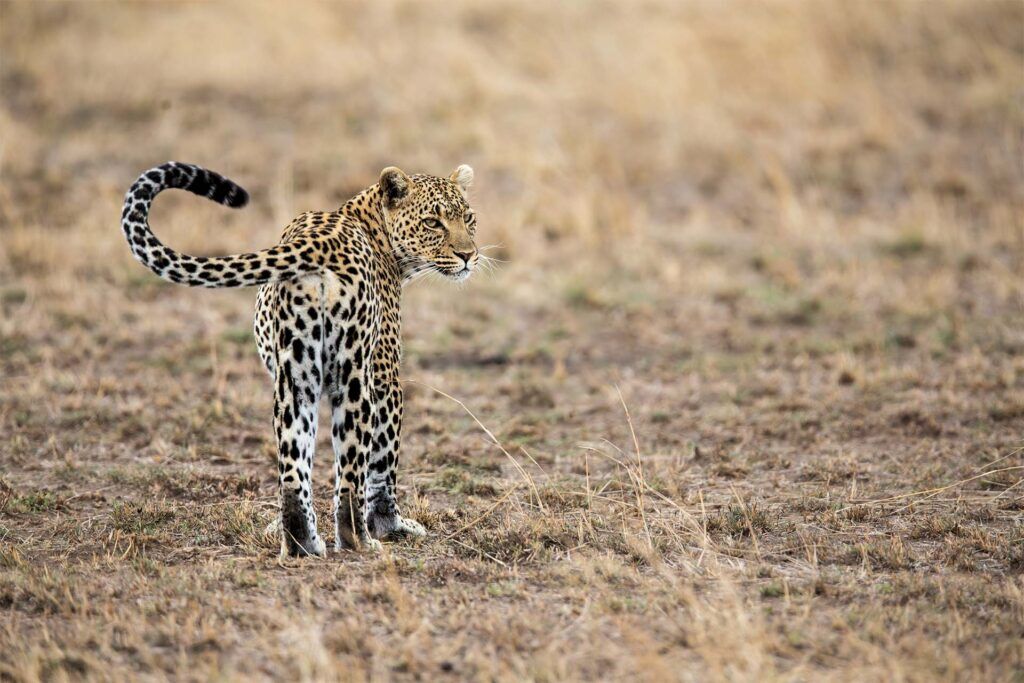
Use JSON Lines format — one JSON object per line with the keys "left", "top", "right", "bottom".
{"left": 450, "top": 164, "right": 473, "bottom": 194}
{"left": 380, "top": 166, "right": 413, "bottom": 208}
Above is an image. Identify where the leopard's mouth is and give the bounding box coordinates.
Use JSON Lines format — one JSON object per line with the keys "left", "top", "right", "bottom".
{"left": 424, "top": 259, "right": 474, "bottom": 282}
{"left": 447, "top": 266, "right": 472, "bottom": 282}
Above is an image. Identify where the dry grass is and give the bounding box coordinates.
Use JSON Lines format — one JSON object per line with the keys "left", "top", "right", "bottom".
{"left": 1, "top": 0, "right": 1023, "bottom": 680}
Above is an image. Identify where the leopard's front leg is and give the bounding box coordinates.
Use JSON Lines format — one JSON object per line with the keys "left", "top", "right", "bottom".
{"left": 366, "top": 379, "right": 426, "bottom": 540}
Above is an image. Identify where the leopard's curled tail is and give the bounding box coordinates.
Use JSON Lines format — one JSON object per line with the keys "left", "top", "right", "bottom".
{"left": 121, "top": 162, "right": 321, "bottom": 287}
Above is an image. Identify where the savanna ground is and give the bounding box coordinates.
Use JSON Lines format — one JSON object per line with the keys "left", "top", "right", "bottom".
{"left": 1, "top": 1, "right": 1023, "bottom": 680}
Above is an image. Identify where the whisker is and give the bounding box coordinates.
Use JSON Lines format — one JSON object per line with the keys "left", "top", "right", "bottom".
{"left": 402, "top": 263, "right": 434, "bottom": 286}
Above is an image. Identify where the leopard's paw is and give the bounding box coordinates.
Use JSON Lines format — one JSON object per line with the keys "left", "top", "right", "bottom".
{"left": 368, "top": 511, "right": 428, "bottom": 540}
{"left": 335, "top": 535, "right": 383, "bottom": 553}
{"left": 394, "top": 516, "right": 427, "bottom": 538}
{"left": 307, "top": 535, "right": 327, "bottom": 556}
{"left": 280, "top": 532, "right": 326, "bottom": 559}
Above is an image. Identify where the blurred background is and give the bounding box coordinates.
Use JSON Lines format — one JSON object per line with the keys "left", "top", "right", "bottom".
{"left": 1, "top": 1, "right": 1023, "bottom": 679}
{"left": 2, "top": 2, "right": 1022, "bottom": 355}
{"left": 2, "top": 1, "right": 1021, "bottom": 364}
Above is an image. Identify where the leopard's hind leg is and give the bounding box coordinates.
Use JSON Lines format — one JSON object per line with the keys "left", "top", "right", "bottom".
{"left": 329, "top": 314, "right": 382, "bottom": 552}
{"left": 271, "top": 279, "right": 326, "bottom": 558}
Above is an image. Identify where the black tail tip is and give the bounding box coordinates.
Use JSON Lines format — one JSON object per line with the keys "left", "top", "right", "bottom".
{"left": 163, "top": 162, "right": 251, "bottom": 209}
{"left": 225, "top": 186, "right": 249, "bottom": 209}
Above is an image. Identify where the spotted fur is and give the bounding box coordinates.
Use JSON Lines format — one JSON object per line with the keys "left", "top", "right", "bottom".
{"left": 120, "top": 161, "right": 479, "bottom": 556}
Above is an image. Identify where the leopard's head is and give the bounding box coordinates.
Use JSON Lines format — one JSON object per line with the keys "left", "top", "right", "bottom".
{"left": 379, "top": 165, "right": 478, "bottom": 283}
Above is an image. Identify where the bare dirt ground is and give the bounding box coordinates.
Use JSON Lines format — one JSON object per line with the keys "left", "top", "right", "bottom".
{"left": 1, "top": 1, "right": 1023, "bottom": 680}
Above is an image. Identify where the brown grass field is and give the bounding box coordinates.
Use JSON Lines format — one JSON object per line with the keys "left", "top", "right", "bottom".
{"left": 1, "top": 1, "right": 1023, "bottom": 680}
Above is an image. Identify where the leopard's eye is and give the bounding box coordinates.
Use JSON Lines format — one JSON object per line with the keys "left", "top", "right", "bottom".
{"left": 464, "top": 211, "right": 475, "bottom": 225}
{"left": 423, "top": 218, "right": 445, "bottom": 231}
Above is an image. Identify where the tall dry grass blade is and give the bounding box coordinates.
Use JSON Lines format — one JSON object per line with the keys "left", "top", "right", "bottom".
{"left": 406, "top": 380, "right": 546, "bottom": 512}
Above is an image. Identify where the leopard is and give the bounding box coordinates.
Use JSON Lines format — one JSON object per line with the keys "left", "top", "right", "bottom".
{"left": 120, "top": 161, "right": 479, "bottom": 557}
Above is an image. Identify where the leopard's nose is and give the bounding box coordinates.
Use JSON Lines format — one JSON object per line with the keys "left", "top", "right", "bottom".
{"left": 454, "top": 251, "right": 475, "bottom": 266}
